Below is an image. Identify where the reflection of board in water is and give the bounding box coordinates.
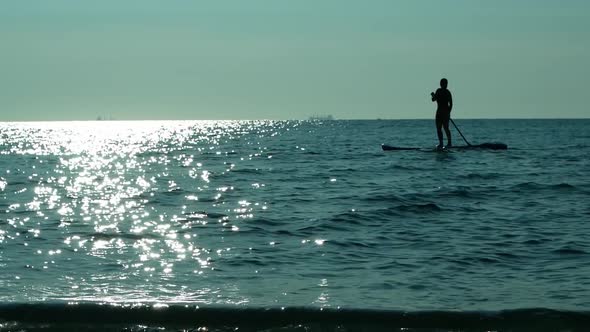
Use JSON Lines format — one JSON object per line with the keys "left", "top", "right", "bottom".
{"left": 381, "top": 142, "right": 508, "bottom": 151}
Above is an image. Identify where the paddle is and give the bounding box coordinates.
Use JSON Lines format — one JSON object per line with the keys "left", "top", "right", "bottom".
{"left": 450, "top": 118, "right": 472, "bottom": 146}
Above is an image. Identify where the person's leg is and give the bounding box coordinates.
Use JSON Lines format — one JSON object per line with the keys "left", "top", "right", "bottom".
{"left": 436, "top": 117, "right": 443, "bottom": 148}
{"left": 443, "top": 117, "right": 452, "bottom": 146}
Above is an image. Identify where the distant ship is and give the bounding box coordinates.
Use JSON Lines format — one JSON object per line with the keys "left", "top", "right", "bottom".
{"left": 308, "top": 115, "right": 334, "bottom": 121}
{"left": 96, "top": 115, "right": 115, "bottom": 121}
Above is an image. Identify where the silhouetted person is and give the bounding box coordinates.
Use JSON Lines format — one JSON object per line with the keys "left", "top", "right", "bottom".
{"left": 431, "top": 78, "right": 453, "bottom": 148}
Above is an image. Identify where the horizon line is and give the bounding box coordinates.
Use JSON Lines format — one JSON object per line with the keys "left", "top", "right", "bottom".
{"left": 1, "top": 117, "right": 589, "bottom": 123}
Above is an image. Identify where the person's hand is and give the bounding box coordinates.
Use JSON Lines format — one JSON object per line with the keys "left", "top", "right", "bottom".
{"left": 430, "top": 92, "right": 434, "bottom": 97}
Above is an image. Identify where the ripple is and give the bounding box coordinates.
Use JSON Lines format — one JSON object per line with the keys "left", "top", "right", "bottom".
{"left": 462, "top": 172, "right": 502, "bottom": 180}
{"left": 83, "top": 232, "right": 160, "bottom": 240}
{"left": 395, "top": 203, "right": 442, "bottom": 213}
{"left": 511, "top": 181, "right": 579, "bottom": 192}
{"left": 553, "top": 247, "right": 587, "bottom": 255}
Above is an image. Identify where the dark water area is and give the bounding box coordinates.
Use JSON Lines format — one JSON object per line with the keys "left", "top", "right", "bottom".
{"left": 1, "top": 303, "right": 590, "bottom": 332}
{"left": 0, "top": 119, "right": 589, "bottom": 330}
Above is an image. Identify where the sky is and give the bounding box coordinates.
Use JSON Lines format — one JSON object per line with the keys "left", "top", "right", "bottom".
{"left": 1, "top": 0, "right": 589, "bottom": 121}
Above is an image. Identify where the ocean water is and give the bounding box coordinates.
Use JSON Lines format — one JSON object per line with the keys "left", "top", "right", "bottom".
{"left": 0, "top": 119, "right": 589, "bottom": 331}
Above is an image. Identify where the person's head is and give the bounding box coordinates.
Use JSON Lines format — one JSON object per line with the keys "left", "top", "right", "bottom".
{"left": 440, "top": 78, "right": 448, "bottom": 88}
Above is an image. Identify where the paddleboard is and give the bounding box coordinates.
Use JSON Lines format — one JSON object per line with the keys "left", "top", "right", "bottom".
{"left": 382, "top": 143, "right": 507, "bottom": 151}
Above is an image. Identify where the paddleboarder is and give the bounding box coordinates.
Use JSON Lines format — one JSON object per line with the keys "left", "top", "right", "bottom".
{"left": 431, "top": 78, "right": 453, "bottom": 149}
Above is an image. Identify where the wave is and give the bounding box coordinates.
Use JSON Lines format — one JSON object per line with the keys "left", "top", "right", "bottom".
{"left": 552, "top": 247, "right": 587, "bottom": 255}
{"left": 511, "top": 182, "right": 579, "bottom": 192}
{"left": 395, "top": 203, "right": 442, "bottom": 213}
{"left": 81, "top": 232, "right": 159, "bottom": 240}
{"left": 388, "top": 164, "right": 427, "bottom": 171}
{"left": 0, "top": 304, "right": 589, "bottom": 332}
{"left": 182, "top": 211, "right": 228, "bottom": 220}
{"left": 231, "top": 168, "right": 264, "bottom": 174}
{"left": 362, "top": 192, "right": 407, "bottom": 203}
{"left": 461, "top": 172, "right": 502, "bottom": 180}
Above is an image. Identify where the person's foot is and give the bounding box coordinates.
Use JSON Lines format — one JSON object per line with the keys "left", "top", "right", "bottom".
{"left": 436, "top": 144, "right": 444, "bottom": 150}
{"left": 445, "top": 142, "right": 452, "bottom": 148}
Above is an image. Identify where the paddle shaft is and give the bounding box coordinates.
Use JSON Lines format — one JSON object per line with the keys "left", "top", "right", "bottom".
{"left": 450, "top": 118, "right": 472, "bottom": 146}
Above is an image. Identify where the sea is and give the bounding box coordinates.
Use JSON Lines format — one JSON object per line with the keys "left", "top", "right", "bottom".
{"left": 0, "top": 119, "right": 589, "bottom": 331}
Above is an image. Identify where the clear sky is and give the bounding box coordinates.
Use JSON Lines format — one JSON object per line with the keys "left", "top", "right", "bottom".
{"left": 1, "top": 0, "right": 589, "bottom": 121}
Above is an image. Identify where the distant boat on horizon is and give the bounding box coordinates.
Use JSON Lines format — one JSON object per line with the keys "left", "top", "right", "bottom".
{"left": 96, "top": 115, "right": 115, "bottom": 121}
{"left": 308, "top": 115, "right": 334, "bottom": 121}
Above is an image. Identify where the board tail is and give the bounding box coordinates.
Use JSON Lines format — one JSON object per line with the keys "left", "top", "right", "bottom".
{"left": 381, "top": 145, "right": 420, "bottom": 151}
{"left": 474, "top": 143, "right": 508, "bottom": 150}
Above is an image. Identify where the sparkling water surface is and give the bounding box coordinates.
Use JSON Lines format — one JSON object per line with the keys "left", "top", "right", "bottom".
{"left": 0, "top": 119, "right": 589, "bottom": 310}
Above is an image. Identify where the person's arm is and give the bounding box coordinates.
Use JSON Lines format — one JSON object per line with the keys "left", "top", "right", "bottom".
{"left": 448, "top": 91, "right": 453, "bottom": 111}
{"left": 431, "top": 90, "right": 437, "bottom": 102}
